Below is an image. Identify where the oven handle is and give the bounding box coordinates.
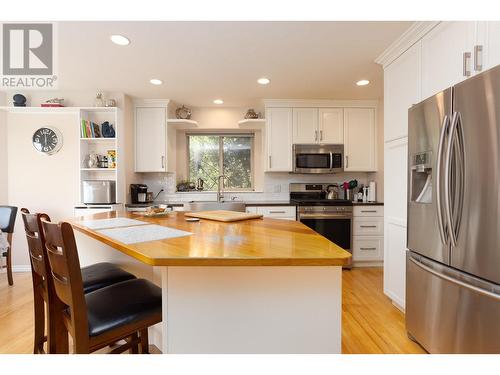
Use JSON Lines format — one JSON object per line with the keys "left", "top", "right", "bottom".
{"left": 330, "top": 152, "right": 333, "bottom": 170}
{"left": 299, "top": 213, "right": 352, "bottom": 219}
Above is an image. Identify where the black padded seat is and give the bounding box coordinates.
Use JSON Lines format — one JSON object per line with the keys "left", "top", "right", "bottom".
{"left": 81, "top": 262, "right": 136, "bottom": 294}
{"left": 85, "top": 278, "right": 162, "bottom": 337}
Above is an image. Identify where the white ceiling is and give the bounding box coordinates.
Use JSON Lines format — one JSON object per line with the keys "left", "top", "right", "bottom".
{"left": 57, "top": 21, "right": 411, "bottom": 106}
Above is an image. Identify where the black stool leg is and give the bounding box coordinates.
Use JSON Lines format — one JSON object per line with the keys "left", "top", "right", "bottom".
{"left": 6, "top": 235, "right": 13, "bottom": 286}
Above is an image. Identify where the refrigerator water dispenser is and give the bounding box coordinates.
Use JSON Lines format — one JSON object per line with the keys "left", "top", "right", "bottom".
{"left": 410, "top": 151, "right": 433, "bottom": 204}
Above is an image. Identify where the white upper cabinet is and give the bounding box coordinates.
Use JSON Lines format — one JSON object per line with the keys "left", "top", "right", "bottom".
{"left": 266, "top": 107, "right": 293, "bottom": 172}
{"left": 343, "top": 108, "right": 376, "bottom": 172}
{"left": 135, "top": 106, "right": 167, "bottom": 172}
{"left": 482, "top": 21, "right": 500, "bottom": 71}
{"left": 421, "top": 22, "right": 476, "bottom": 99}
{"left": 292, "top": 108, "right": 318, "bottom": 144}
{"left": 319, "top": 108, "right": 344, "bottom": 144}
{"left": 384, "top": 41, "right": 421, "bottom": 142}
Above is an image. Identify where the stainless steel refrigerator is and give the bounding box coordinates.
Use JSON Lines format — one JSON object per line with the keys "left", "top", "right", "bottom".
{"left": 407, "top": 64, "right": 500, "bottom": 353}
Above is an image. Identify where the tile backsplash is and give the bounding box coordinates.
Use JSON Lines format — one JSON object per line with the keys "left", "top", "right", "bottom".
{"left": 139, "top": 172, "right": 378, "bottom": 203}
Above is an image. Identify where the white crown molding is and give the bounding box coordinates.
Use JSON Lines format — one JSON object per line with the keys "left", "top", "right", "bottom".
{"left": 263, "top": 99, "right": 379, "bottom": 108}
{"left": 375, "top": 21, "right": 441, "bottom": 68}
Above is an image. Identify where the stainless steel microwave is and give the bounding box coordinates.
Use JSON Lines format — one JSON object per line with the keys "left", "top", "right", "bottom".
{"left": 292, "top": 144, "right": 344, "bottom": 174}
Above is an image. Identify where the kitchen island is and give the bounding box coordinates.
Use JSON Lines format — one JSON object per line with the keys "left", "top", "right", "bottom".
{"left": 71, "top": 211, "right": 351, "bottom": 354}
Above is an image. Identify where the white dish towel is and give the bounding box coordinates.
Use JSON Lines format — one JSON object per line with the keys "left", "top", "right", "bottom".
{"left": 0, "top": 230, "right": 9, "bottom": 251}
{"left": 0, "top": 229, "right": 9, "bottom": 269}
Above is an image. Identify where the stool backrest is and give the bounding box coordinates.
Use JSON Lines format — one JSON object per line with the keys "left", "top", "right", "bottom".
{"left": 20, "top": 209, "right": 52, "bottom": 282}
{"left": 41, "top": 219, "right": 88, "bottom": 339}
{"left": 0, "top": 206, "right": 18, "bottom": 233}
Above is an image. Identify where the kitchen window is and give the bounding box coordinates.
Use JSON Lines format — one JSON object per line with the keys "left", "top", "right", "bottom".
{"left": 187, "top": 133, "right": 254, "bottom": 191}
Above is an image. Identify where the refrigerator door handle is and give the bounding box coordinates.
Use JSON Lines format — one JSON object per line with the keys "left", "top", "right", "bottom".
{"left": 409, "top": 256, "right": 500, "bottom": 301}
{"left": 453, "top": 112, "right": 465, "bottom": 243}
{"left": 436, "top": 114, "right": 449, "bottom": 245}
{"left": 445, "top": 112, "right": 459, "bottom": 247}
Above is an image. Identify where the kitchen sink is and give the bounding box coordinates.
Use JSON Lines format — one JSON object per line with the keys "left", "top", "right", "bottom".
{"left": 183, "top": 201, "right": 246, "bottom": 212}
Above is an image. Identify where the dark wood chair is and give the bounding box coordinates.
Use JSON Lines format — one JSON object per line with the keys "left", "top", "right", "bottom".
{"left": 20, "top": 208, "right": 139, "bottom": 354}
{"left": 0, "top": 205, "right": 18, "bottom": 286}
{"left": 41, "top": 219, "right": 162, "bottom": 354}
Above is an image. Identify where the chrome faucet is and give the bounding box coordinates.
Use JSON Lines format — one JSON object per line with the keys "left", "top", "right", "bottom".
{"left": 217, "top": 175, "right": 226, "bottom": 203}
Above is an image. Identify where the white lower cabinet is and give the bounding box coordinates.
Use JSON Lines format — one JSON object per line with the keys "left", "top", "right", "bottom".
{"left": 246, "top": 205, "right": 296, "bottom": 220}
{"left": 352, "top": 206, "right": 384, "bottom": 265}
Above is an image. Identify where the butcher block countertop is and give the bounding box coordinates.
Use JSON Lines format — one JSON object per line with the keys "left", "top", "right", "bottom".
{"left": 70, "top": 211, "right": 351, "bottom": 267}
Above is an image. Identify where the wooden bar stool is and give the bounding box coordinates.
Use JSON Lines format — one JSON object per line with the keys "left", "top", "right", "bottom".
{"left": 41, "top": 219, "right": 162, "bottom": 354}
{"left": 21, "top": 209, "right": 138, "bottom": 354}
{"left": 0, "top": 206, "right": 18, "bottom": 286}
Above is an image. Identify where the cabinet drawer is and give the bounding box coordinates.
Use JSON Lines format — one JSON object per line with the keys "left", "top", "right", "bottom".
{"left": 353, "top": 237, "right": 383, "bottom": 261}
{"left": 353, "top": 217, "right": 384, "bottom": 236}
{"left": 353, "top": 206, "right": 384, "bottom": 217}
{"left": 256, "top": 206, "right": 296, "bottom": 220}
{"left": 245, "top": 207, "right": 258, "bottom": 214}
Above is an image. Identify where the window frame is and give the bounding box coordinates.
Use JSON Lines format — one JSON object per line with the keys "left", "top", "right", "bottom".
{"left": 186, "top": 132, "right": 255, "bottom": 191}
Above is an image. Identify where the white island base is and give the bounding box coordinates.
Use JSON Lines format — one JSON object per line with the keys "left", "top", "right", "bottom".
{"left": 75, "top": 231, "right": 343, "bottom": 354}
{"left": 153, "top": 266, "right": 342, "bottom": 354}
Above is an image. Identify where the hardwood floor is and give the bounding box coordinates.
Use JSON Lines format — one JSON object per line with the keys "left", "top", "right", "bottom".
{"left": 0, "top": 268, "right": 425, "bottom": 354}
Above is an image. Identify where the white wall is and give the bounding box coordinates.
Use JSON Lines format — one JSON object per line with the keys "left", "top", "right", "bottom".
{"left": 7, "top": 112, "right": 80, "bottom": 269}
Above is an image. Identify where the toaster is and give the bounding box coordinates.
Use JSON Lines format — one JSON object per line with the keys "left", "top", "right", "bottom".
{"left": 82, "top": 180, "right": 116, "bottom": 204}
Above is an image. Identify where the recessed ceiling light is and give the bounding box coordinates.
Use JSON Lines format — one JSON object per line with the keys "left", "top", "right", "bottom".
{"left": 356, "top": 79, "right": 370, "bottom": 86}
{"left": 110, "top": 35, "right": 130, "bottom": 46}
{"left": 150, "top": 79, "right": 163, "bottom": 85}
{"left": 257, "top": 77, "right": 270, "bottom": 85}
{"left": 213, "top": 99, "right": 224, "bottom": 104}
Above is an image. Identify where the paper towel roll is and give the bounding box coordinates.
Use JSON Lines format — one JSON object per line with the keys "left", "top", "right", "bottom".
{"left": 368, "top": 181, "right": 376, "bottom": 202}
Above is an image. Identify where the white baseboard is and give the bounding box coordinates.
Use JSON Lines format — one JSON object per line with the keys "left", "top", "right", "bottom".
{"left": 352, "top": 261, "right": 384, "bottom": 268}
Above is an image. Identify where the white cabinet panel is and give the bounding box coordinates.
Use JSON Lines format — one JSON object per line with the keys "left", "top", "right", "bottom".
{"left": 384, "top": 220, "right": 407, "bottom": 309}
{"left": 384, "top": 138, "right": 408, "bottom": 221}
{"left": 135, "top": 107, "right": 166, "bottom": 172}
{"left": 293, "top": 108, "right": 318, "bottom": 144}
{"left": 384, "top": 41, "right": 421, "bottom": 142}
{"left": 383, "top": 138, "right": 408, "bottom": 310}
{"left": 319, "top": 108, "right": 343, "bottom": 144}
{"left": 266, "top": 108, "right": 293, "bottom": 172}
{"left": 421, "top": 22, "right": 476, "bottom": 100}
{"left": 483, "top": 21, "right": 500, "bottom": 70}
{"left": 344, "top": 108, "right": 376, "bottom": 171}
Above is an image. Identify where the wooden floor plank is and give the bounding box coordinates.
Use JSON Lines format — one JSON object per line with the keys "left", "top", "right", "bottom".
{"left": 0, "top": 268, "right": 425, "bottom": 354}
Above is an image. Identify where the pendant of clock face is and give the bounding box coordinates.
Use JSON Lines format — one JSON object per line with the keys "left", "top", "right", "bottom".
{"left": 32, "top": 127, "right": 63, "bottom": 155}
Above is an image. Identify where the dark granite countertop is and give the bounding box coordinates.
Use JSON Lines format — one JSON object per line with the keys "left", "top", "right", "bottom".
{"left": 126, "top": 200, "right": 383, "bottom": 208}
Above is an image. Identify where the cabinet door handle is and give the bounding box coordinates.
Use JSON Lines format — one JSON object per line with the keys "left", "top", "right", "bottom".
{"left": 269, "top": 155, "right": 272, "bottom": 169}
{"left": 345, "top": 155, "right": 349, "bottom": 168}
{"left": 360, "top": 247, "right": 377, "bottom": 251}
{"left": 161, "top": 156, "right": 165, "bottom": 169}
{"left": 361, "top": 210, "right": 377, "bottom": 213}
{"left": 320, "top": 130, "right": 323, "bottom": 141}
{"left": 463, "top": 52, "right": 471, "bottom": 77}
{"left": 474, "top": 45, "right": 483, "bottom": 72}
{"left": 269, "top": 210, "right": 286, "bottom": 214}
{"left": 360, "top": 225, "right": 377, "bottom": 228}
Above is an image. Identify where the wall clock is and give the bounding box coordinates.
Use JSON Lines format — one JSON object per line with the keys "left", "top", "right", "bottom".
{"left": 32, "top": 127, "right": 63, "bottom": 155}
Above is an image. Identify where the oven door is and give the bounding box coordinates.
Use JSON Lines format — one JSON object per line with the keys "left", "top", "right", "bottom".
{"left": 299, "top": 212, "right": 352, "bottom": 252}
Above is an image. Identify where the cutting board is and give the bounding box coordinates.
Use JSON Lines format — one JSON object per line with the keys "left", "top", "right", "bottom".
{"left": 184, "top": 210, "right": 263, "bottom": 222}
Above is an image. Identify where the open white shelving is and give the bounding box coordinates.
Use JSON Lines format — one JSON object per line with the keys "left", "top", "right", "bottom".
{"left": 167, "top": 118, "right": 198, "bottom": 129}
{"left": 78, "top": 107, "right": 124, "bottom": 204}
{"left": 238, "top": 119, "right": 266, "bottom": 127}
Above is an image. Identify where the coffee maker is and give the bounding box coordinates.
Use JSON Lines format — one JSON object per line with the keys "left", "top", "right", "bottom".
{"left": 130, "top": 184, "right": 148, "bottom": 204}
